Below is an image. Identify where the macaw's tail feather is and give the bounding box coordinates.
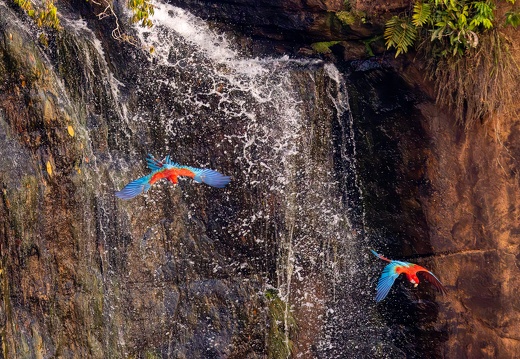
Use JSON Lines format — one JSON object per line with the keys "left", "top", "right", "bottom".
{"left": 115, "top": 174, "right": 152, "bottom": 200}
{"left": 370, "top": 249, "right": 391, "bottom": 262}
{"left": 146, "top": 154, "right": 164, "bottom": 171}
{"left": 194, "top": 169, "right": 231, "bottom": 188}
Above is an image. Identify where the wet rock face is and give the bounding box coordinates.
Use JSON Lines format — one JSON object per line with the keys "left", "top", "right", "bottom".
{"left": 0, "top": 2, "right": 362, "bottom": 358}
{"left": 1, "top": 0, "right": 519, "bottom": 357}
{"left": 0, "top": 3, "right": 268, "bottom": 358}
{"left": 345, "top": 59, "right": 445, "bottom": 358}
{"left": 167, "top": 0, "right": 376, "bottom": 48}
{"left": 170, "top": 0, "right": 344, "bottom": 42}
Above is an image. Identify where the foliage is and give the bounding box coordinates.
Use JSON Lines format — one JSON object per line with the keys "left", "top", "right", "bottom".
{"left": 11, "top": 0, "right": 154, "bottom": 40}
{"left": 336, "top": 10, "right": 367, "bottom": 25}
{"left": 12, "top": 0, "right": 61, "bottom": 30}
{"left": 384, "top": 0, "right": 520, "bottom": 128}
{"left": 128, "top": 0, "right": 154, "bottom": 28}
{"left": 505, "top": 9, "right": 520, "bottom": 26}
{"left": 425, "top": 30, "right": 520, "bottom": 127}
{"left": 384, "top": 16, "right": 417, "bottom": 56}
{"left": 384, "top": 0, "right": 520, "bottom": 57}
{"left": 412, "top": 2, "right": 431, "bottom": 26}
{"left": 311, "top": 41, "right": 341, "bottom": 54}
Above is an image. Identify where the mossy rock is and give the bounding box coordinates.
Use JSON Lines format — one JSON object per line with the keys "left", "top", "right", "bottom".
{"left": 311, "top": 41, "right": 341, "bottom": 54}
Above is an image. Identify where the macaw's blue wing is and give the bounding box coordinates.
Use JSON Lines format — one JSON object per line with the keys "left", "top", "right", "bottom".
{"left": 192, "top": 168, "right": 231, "bottom": 188}
{"left": 146, "top": 154, "right": 164, "bottom": 171}
{"left": 375, "top": 262, "right": 401, "bottom": 302}
{"left": 115, "top": 174, "right": 152, "bottom": 200}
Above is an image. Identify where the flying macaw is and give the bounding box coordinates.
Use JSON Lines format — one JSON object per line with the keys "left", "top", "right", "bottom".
{"left": 115, "top": 154, "right": 231, "bottom": 200}
{"left": 370, "top": 249, "right": 447, "bottom": 302}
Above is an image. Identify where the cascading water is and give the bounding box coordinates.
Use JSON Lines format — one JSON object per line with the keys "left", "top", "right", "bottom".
{"left": 0, "top": 1, "right": 397, "bottom": 357}
{"left": 122, "top": 5, "right": 394, "bottom": 357}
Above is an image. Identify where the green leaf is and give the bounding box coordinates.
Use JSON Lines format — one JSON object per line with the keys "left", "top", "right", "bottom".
{"left": 482, "top": 18, "right": 493, "bottom": 29}
{"left": 431, "top": 27, "right": 444, "bottom": 41}
{"left": 412, "top": 2, "right": 431, "bottom": 27}
{"left": 506, "top": 11, "right": 520, "bottom": 27}
{"left": 384, "top": 16, "right": 417, "bottom": 57}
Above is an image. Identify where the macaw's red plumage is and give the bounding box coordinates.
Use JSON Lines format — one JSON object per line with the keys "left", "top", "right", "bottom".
{"left": 115, "top": 154, "right": 231, "bottom": 200}
{"left": 370, "top": 249, "right": 447, "bottom": 302}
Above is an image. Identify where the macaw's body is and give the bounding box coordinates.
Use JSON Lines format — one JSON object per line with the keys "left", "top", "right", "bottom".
{"left": 370, "top": 249, "right": 447, "bottom": 302}
{"left": 115, "top": 154, "right": 231, "bottom": 200}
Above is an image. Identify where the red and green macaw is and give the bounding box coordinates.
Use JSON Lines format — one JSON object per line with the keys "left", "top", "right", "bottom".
{"left": 115, "top": 154, "right": 231, "bottom": 200}
{"left": 371, "top": 249, "right": 447, "bottom": 302}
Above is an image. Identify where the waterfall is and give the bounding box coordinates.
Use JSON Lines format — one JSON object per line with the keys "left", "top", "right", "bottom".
{"left": 0, "top": 1, "right": 395, "bottom": 357}
{"left": 129, "top": 5, "right": 368, "bottom": 357}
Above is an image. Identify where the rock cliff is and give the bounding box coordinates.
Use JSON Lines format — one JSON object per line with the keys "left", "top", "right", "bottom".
{"left": 1, "top": 0, "right": 520, "bottom": 358}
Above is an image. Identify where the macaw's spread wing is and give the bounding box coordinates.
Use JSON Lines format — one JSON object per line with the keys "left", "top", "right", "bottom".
{"left": 168, "top": 164, "right": 231, "bottom": 188}
{"left": 191, "top": 168, "right": 231, "bottom": 188}
{"left": 375, "top": 262, "right": 402, "bottom": 302}
{"left": 115, "top": 174, "right": 153, "bottom": 200}
{"left": 418, "top": 270, "right": 447, "bottom": 295}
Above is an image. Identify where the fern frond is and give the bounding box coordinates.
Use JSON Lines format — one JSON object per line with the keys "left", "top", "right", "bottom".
{"left": 412, "top": 2, "right": 431, "bottom": 27}
{"left": 384, "top": 16, "right": 418, "bottom": 57}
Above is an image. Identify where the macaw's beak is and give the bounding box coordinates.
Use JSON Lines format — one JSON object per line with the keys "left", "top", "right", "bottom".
{"left": 414, "top": 283, "right": 418, "bottom": 287}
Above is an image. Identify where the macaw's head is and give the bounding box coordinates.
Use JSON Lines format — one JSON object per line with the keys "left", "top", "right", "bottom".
{"left": 408, "top": 273, "right": 420, "bottom": 287}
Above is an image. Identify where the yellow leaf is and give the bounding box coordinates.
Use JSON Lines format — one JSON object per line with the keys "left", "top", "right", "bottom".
{"left": 46, "top": 161, "right": 52, "bottom": 176}
{"left": 67, "top": 125, "right": 74, "bottom": 137}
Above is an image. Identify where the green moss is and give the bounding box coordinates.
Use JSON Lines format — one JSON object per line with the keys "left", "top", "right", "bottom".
{"left": 0, "top": 257, "right": 13, "bottom": 359}
{"left": 362, "top": 35, "right": 383, "bottom": 57}
{"left": 265, "top": 289, "right": 297, "bottom": 359}
{"left": 336, "top": 10, "right": 367, "bottom": 26}
{"left": 145, "top": 350, "right": 162, "bottom": 359}
{"left": 336, "top": 11, "right": 356, "bottom": 25}
{"left": 311, "top": 41, "right": 341, "bottom": 54}
{"left": 10, "top": 175, "right": 39, "bottom": 249}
